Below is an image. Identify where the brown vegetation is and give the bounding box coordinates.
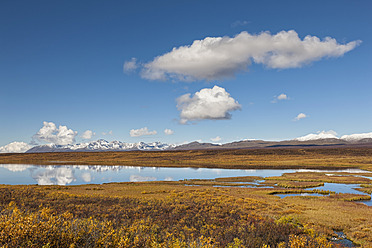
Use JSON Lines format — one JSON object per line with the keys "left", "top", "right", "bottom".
{"left": 1, "top": 147, "right": 372, "bottom": 171}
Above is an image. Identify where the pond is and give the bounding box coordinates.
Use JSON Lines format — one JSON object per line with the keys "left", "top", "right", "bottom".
{"left": 0, "top": 164, "right": 371, "bottom": 206}
{"left": 0, "top": 164, "right": 300, "bottom": 185}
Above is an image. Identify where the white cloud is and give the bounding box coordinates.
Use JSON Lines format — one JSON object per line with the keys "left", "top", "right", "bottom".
{"left": 130, "top": 127, "right": 157, "bottom": 137}
{"left": 271, "top": 93, "right": 289, "bottom": 103}
{"left": 295, "top": 130, "right": 338, "bottom": 141}
{"left": 0, "top": 142, "right": 33, "bottom": 153}
{"left": 33, "top": 121, "right": 77, "bottom": 145}
{"left": 277, "top": 93, "right": 288, "bottom": 100}
{"left": 211, "top": 136, "right": 222, "bottom": 142}
{"left": 294, "top": 113, "right": 307, "bottom": 121}
{"left": 341, "top": 132, "right": 372, "bottom": 142}
{"left": 102, "top": 130, "right": 113, "bottom": 136}
{"left": 81, "top": 130, "right": 95, "bottom": 140}
{"left": 177, "top": 85, "right": 241, "bottom": 124}
{"left": 123, "top": 58, "right": 138, "bottom": 73}
{"left": 164, "top": 129, "right": 174, "bottom": 135}
{"left": 140, "top": 30, "right": 360, "bottom": 81}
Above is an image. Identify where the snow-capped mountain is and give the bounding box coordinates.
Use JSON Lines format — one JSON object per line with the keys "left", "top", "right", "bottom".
{"left": 26, "top": 139, "right": 176, "bottom": 153}
{"left": 293, "top": 131, "right": 372, "bottom": 142}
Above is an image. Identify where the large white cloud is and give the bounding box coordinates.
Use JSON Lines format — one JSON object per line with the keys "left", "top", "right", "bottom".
{"left": 177, "top": 85, "right": 241, "bottom": 124}
{"left": 33, "top": 121, "right": 78, "bottom": 145}
{"left": 140, "top": 30, "right": 360, "bottom": 81}
{"left": 130, "top": 127, "right": 157, "bottom": 137}
{"left": 295, "top": 130, "right": 338, "bottom": 141}
{"left": 341, "top": 132, "right": 372, "bottom": 142}
{"left": 0, "top": 142, "right": 33, "bottom": 153}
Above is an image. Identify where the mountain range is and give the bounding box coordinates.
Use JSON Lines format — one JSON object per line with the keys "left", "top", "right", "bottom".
{"left": 25, "top": 136, "right": 372, "bottom": 153}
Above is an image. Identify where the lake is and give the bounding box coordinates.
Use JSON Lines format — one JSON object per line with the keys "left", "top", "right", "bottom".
{"left": 0, "top": 164, "right": 371, "bottom": 206}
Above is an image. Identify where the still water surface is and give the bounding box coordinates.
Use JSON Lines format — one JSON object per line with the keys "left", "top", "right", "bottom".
{"left": 0, "top": 164, "right": 371, "bottom": 206}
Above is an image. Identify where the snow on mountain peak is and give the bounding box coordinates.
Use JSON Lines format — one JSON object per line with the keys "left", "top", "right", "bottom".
{"left": 294, "top": 130, "right": 339, "bottom": 141}
{"left": 340, "top": 132, "right": 372, "bottom": 142}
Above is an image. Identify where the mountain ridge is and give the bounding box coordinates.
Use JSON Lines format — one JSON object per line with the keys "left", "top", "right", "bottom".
{"left": 25, "top": 137, "right": 372, "bottom": 153}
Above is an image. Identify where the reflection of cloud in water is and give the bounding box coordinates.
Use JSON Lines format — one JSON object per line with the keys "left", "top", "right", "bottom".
{"left": 0, "top": 164, "right": 33, "bottom": 172}
{"left": 130, "top": 175, "right": 156, "bottom": 182}
{"left": 32, "top": 167, "right": 75, "bottom": 185}
{"left": 81, "top": 172, "right": 92, "bottom": 182}
{"left": 164, "top": 177, "right": 174, "bottom": 181}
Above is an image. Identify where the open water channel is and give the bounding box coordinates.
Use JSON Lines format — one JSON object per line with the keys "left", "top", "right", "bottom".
{"left": 0, "top": 164, "right": 371, "bottom": 206}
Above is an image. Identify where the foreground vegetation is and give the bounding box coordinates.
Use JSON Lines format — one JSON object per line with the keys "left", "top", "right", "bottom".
{"left": 1, "top": 147, "right": 372, "bottom": 171}
{"left": 0, "top": 170, "right": 371, "bottom": 247}
{"left": 0, "top": 148, "right": 371, "bottom": 247}
{"left": 0, "top": 184, "right": 342, "bottom": 248}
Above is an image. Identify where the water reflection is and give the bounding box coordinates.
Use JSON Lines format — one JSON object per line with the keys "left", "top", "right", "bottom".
{"left": 31, "top": 167, "right": 75, "bottom": 185}
{"left": 0, "top": 164, "right": 299, "bottom": 186}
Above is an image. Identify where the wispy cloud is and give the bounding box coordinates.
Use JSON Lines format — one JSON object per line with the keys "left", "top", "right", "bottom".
{"left": 164, "top": 129, "right": 174, "bottom": 135}
{"left": 102, "top": 130, "right": 113, "bottom": 136}
{"left": 177, "top": 86, "right": 241, "bottom": 124}
{"left": 138, "top": 30, "right": 360, "bottom": 82}
{"left": 210, "top": 136, "right": 222, "bottom": 142}
{"left": 123, "top": 58, "right": 138, "bottom": 73}
{"left": 130, "top": 127, "right": 157, "bottom": 137}
{"left": 231, "top": 20, "right": 251, "bottom": 28}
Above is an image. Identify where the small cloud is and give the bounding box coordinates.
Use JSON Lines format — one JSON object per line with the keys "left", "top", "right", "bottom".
{"left": 130, "top": 127, "right": 157, "bottom": 137}
{"left": 294, "top": 113, "right": 307, "bottom": 121}
{"left": 277, "top": 93, "right": 288, "bottom": 100}
{"left": 210, "top": 136, "right": 222, "bottom": 142}
{"left": 102, "top": 130, "right": 113, "bottom": 136}
{"left": 123, "top": 58, "right": 138, "bottom": 73}
{"left": 271, "top": 93, "right": 289, "bottom": 103}
{"left": 33, "top": 121, "right": 77, "bottom": 145}
{"left": 164, "top": 129, "right": 174, "bottom": 135}
{"left": 81, "top": 130, "right": 95, "bottom": 140}
{"left": 177, "top": 85, "right": 241, "bottom": 124}
{"left": 0, "top": 142, "right": 33, "bottom": 153}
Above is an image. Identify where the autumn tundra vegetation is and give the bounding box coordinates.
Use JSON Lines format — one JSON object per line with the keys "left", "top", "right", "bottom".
{"left": 0, "top": 147, "right": 371, "bottom": 247}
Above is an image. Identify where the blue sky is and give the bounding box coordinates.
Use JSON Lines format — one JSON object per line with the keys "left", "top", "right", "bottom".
{"left": 1, "top": 0, "right": 371, "bottom": 148}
